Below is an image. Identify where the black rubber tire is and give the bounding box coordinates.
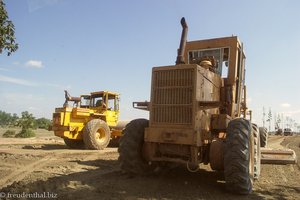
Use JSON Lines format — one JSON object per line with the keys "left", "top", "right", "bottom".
{"left": 209, "top": 138, "right": 224, "bottom": 171}
{"left": 224, "top": 118, "right": 254, "bottom": 194}
{"left": 259, "top": 127, "right": 268, "bottom": 147}
{"left": 63, "top": 138, "right": 85, "bottom": 149}
{"left": 252, "top": 124, "right": 261, "bottom": 180}
{"left": 118, "top": 119, "right": 155, "bottom": 175}
{"left": 108, "top": 137, "right": 120, "bottom": 147}
{"left": 83, "top": 119, "right": 111, "bottom": 150}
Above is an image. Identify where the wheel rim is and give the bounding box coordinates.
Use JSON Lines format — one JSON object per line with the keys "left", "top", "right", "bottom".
{"left": 95, "top": 128, "right": 106, "bottom": 143}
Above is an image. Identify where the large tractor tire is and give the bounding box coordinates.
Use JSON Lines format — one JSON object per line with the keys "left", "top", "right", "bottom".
{"left": 224, "top": 118, "right": 254, "bottom": 194}
{"left": 118, "top": 119, "right": 155, "bottom": 175}
{"left": 252, "top": 124, "right": 261, "bottom": 179}
{"left": 108, "top": 137, "right": 120, "bottom": 147}
{"left": 64, "top": 138, "right": 85, "bottom": 149}
{"left": 83, "top": 119, "right": 111, "bottom": 150}
{"left": 259, "top": 127, "right": 268, "bottom": 147}
{"left": 209, "top": 138, "right": 224, "bottom": 171}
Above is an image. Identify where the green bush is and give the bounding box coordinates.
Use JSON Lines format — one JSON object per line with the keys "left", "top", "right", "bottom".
{"left": 15, "top": 128, "right": 36, "bottom": 138}
{"left": 2, "top": 130, "right": 16, "bottom": 138}
{"left": 35, "top": 117, "right": 52, "bottom": 130}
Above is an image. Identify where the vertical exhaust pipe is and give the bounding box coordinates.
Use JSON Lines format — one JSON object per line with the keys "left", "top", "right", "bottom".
{"left": 176, "top": 17, "right": 188, "bottom": 65}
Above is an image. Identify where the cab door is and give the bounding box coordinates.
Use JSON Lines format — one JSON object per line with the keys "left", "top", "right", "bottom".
{"left": 104, "top": 94, "right": 120, "bottom": 127}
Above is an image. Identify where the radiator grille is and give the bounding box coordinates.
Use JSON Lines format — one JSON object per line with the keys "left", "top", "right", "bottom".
{"left": 151, "top": 68, "right": 194, "bottom": 125}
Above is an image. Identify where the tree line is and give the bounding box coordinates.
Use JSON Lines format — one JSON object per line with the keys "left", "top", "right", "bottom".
{"left": 0, "top": 110, "right": 51, "bottom": 130}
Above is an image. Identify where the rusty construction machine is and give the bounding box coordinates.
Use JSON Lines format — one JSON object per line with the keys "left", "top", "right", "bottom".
{"left": 51, "top": 90, "right": 127, "bottom": 150}
{"left": 118, "top": 18, "right": 296, "bottom": 194}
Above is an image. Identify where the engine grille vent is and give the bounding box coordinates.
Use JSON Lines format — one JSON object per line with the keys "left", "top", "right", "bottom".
{"left": 151, "top": 68, "right": 194, "bottom": 125}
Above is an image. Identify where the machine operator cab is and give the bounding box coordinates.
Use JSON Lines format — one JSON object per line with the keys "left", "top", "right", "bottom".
{"left": 188, "top": 47, "right": 230, "bottom": 77}
{"left": 90, "top": 91, "right": 119, "bottom": 111}
{"left": 184, "top": 36, "right": 247, "bottom": 118}
{"left": 79, "top": 94, "right": 91, "bottom": 108}
{"left": 90, "top": 91, "right": 120, "bottom": 126}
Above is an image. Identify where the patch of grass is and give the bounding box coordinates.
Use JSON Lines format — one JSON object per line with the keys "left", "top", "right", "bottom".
{"left": 2, "top": 130, "right": 16, "bottom": 138}
{"left": 15, "top": 128, "right": 36, "bottom": 138}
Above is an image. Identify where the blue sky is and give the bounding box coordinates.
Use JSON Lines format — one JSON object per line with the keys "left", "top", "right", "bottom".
{"left": 1, "top": 0, "right": 300, "bottom": 130}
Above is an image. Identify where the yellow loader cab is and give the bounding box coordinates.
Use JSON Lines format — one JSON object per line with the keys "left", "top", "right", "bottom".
{"left": 51, "top": 90, "right": 127, "bottom": 149}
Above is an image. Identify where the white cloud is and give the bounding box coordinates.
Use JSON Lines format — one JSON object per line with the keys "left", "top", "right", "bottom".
{"left": 0, "top": 93, "right": 50, "bottom": 118}
{"left": 27, "top": 0, "right": 59, "bottom": 12}
{"left": 0, "top": 74, "right": 71, "bottom": 89}
{"left": 0, "top": 67, "right": 10, "bottom": 72}
{"left": 3, "top": 93, "right": 30, "bottom": 105}
{"left": 280, "top": 103, "right": 291, "bottom": 108}
{"left": 0, "top": 74, "right": 37, "bottom": 86}
{"left": 283, "top": 110, "right": 300, "bottom": 115}
{"left": 28, "top": 106, "right": 38, "bottom": 111}
{"left": 25, "top": 60, "right": 44, "bottom": 68}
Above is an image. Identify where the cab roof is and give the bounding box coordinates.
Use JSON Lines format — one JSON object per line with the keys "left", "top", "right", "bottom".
{"left": 90, "top": 91, "right": 119, "bottom": 96}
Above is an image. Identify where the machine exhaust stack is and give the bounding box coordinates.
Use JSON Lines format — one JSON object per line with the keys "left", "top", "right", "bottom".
{"left": 175, "top": 17, "right": 188, "bottom": 65}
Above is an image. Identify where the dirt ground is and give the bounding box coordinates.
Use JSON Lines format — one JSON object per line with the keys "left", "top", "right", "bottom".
{"left": 0, "top": 129, "right": 299, "bottom": 200}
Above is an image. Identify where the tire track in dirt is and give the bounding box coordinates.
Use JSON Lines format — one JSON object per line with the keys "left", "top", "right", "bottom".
{"left": 1, "top": 137, "right": 298, "bottom": 199}
{"left": 0, "top": 155, "right": 52, "bottom": 188}
{"left": 267, "top": 136, "right": 285, "bottom": 149}
{"left": 281, "top": 136, "right": 300, "bottom": 170}
{"left": 0, "top": 148, "right": 118, "bottom": 189}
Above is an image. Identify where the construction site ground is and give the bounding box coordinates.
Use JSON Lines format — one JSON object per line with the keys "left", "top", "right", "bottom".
{"left": 0, "top": 129, "right": 299, "bottom": 200}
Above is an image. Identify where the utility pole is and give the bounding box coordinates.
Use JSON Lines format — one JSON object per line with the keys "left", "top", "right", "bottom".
{"left": 266, "top": 108, "right": 272, "bottom": 132}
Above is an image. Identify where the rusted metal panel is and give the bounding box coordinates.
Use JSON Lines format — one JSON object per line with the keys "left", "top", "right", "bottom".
{"left": 144, "top": 127, "right": 199, "bottom": 145}
{"left": 211, "top": 114, "right": 231, "bottom": 131}
{"left": 150, "top": 65, "right": 195, "bottom": 127}
{"left": 149, "top": 64, "right": 222, "bottom": 128}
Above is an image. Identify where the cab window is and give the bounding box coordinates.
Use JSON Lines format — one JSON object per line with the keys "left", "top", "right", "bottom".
{"left": 188, "top": 47, "right": 230, "bottom": 77}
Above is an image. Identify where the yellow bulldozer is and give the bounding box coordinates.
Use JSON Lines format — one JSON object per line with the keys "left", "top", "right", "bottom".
{"left": 51, "top": 90, "right": 127, "bottom": 149}
{"left": 118, "top": 18, "right": 296, "bottom": 194}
